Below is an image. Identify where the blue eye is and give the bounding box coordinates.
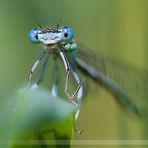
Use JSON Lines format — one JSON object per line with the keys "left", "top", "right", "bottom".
{"left": 28, "top": 28, "right": 40, "bottom": 43}
{"left": 60, "top": 27, "right": 74, "bottom": 41}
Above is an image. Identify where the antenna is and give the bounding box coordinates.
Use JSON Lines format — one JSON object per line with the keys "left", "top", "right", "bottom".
{"left": 56, "top": 17, "right": 63, "bottom": 29}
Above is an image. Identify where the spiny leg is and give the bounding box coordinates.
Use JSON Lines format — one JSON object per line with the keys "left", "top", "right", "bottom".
{"left": 51, "top": 58, "right": 59, "bottom": 97}
{"left": 59, "top": 51, "right": 71, "bottom": 98}
{"left": 70, "top": 65, "right": 82, "bottom": 100}
{"left": 28, "top": 51, "right": 46, "bottom": 87}
{"left": 59, "top": 51, "right": 82, "bottom": 99}
{"left": 70, "top": 66, "right": 83, "bottom": 134}
{"left": 51, "top": 83, "right": 58, "bottom": 97}
{"left": 74, "top": 85, "right": 83, "bottom": 134}
{"left": 31, "top": 54, "right": 49, "bottom": 90}
{"left": 60, "top": 51, "right": 83, "bottom": 134}
{"left": 64, "top": 63, "right": 82, "bottom": 100}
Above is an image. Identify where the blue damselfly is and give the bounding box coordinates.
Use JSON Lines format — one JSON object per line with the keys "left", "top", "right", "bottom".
{"left": 28, "top": 26, "right": 147, "bottom": 133}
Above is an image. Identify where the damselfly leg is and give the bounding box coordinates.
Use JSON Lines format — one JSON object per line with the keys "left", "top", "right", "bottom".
{"left": 28, "top": 51, "right": 46, "bottom": 87}
{"left": 51, "top": 59, "right": 59, "bottom": 97}
{"left": 50, "top": 55, "right": 83, "bottom": 134}
{"left": 74, "top": 85, "right": 83, "bottom": 134}
{"left": 59, "top": 50, "right": 82, "bottom": 100}
{"left": 70, "top": 65, "right": 82, "bottom": 99}
{"left": 30, "top": 54, "right": 49, "bottom": 90}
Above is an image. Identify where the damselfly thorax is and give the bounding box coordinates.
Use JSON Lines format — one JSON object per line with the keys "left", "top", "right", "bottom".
{"left": 43, "top": 42, "right": 61, "bottom": 56}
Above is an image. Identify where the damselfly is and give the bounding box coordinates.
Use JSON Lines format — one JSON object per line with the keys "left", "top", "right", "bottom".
{"left": 28, "top": 26, "right": 148, "bottom": 133}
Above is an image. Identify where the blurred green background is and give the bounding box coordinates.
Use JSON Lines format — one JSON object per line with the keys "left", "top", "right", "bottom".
{"left": 0, "top": 0, "right": 148, "bottom": 147}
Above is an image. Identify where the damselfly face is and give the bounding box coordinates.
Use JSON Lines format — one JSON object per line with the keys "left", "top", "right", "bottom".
{"left": 28, "top": 26, "right": 74, "bottom": 48}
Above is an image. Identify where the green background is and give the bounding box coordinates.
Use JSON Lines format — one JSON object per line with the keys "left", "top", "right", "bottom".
{"left": 0, "top": 0, "right": 148, "bottom": 147}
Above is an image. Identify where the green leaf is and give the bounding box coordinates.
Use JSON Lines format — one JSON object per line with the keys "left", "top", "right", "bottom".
{"left": 9, "top": 87, "right": 76, "bottom": 148}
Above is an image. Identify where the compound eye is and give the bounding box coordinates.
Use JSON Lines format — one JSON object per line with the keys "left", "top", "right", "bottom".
{"left": 61, "top": 27, "right": 74, "bottom": 41}
{"left": 28, "top": 28, "right": 40, "bottom": 43}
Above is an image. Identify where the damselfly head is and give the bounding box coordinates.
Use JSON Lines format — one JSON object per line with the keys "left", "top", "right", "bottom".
{"left": 28, "top": 26, "right": 74, "bottom": 47}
